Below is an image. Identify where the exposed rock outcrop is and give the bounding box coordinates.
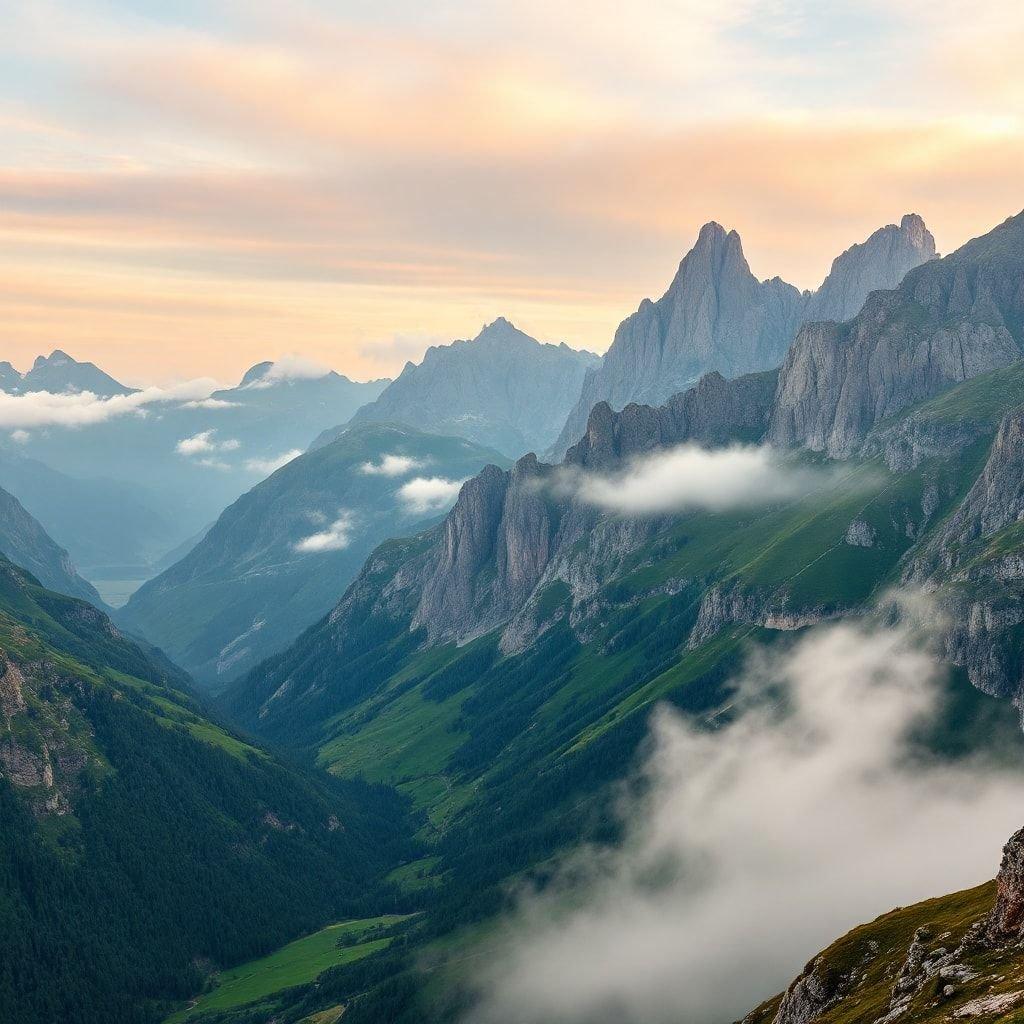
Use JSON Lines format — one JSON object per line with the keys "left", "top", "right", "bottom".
{"left": 565, "top": 370, "right": 778, "bottom": 470}
{"left": 551, "top": 215, "right": 935, "bottom": 460}
{"left": 802, "top": 214, "right": 936, "bottom": 324}
{"left": 769, "top": 212, "right": 1024, "bottom": 457}
{"left": 983, "top": 826, "right": 1024, "bottom": 945}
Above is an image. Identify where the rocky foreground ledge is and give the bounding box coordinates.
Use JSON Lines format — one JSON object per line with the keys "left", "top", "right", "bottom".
{"left": 743, "top": 827, "right": 1024, "bottom": 1024}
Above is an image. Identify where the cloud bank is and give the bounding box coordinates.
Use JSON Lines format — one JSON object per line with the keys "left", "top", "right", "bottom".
{"left": 360, "top": 453, "right": 424, "bottom": 477}
{"left": 295, "top": 511, "right": 355, "bottom": 552}
{"left": 398, "top": 476, "right": 466, "bottom": 513}
{"left": 557, "top": 444, "right": 826, "bottom": 514}
{"left": 467, "top": 607, "right": 1024, "bottom": 1024}
{"left": 0, "top": 379, "right": 220, "bottom": 429}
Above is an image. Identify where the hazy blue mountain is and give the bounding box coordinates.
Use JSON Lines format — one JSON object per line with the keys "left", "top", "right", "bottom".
{"left": 118, "top": 423, "right": 509, "bottom": 686}
{"left": 0, "top": 448, "right": 174, "bottom": 578}
{"left": 15, "top": 349, "right": 135, "bottom": 395}
{"left": 336, "top": 318, "right": 599, "bottom": 457}
{"left": 549, "top": 214, "right": 936, "bottom": 458}
{"left": 0, "top": 483, "right": 105, "bottom": 606}
{"left": 5, "top": 358, "right": 390, "bottom": 564}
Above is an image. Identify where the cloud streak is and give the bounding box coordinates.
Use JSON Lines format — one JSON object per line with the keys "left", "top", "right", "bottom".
{"left": 557, "top": 444, "right": 825, "bottom": 515}
{"left": 0, "top": 379, "right": 220, "bottom": 429}
{"left": 176, "top": 429, "right": 240, "bottom": 456}
{"left": 294, "top": 511, "right": 355, "bottom": 552}
{"left": 244, "top": 449, "right": 303, "bottom": 475}
{"left": 360, "top": 453, "right": 424, "bottom": 477}
{"left": 467, "top": 604, "right": 1024, "bottom": 1024}
{"left": 397, "top": 475, "right": 466, "bottom": 513}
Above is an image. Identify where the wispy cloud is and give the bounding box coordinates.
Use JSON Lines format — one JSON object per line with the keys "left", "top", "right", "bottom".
{"left": 242, "top": 354, "right": 332, "bottom": 388}
{"left": 397, "top": 475, "right": 466, "bottom": 513}
{"left": 244, "top": 449, "right": 302, "bottom": 474}
{"left": 181, "top": 397, "right": 240, "bottom": 409}
{"left": 468, "top": 600, "right": 1024, "bottom": 1023}
{"left": 360, "top": 453, "right": 424, "bottom": 477}
{"left": 294, "top": 511, "right": 355, "bottom": 552}
{"left": 176, "top": 429, "right": 241, "bottom": 456}
{"left": 556, "top": 444, "right": 825, "bottom": 515}
{"left": 0, "top": 379, "right": 219, "bottom": 429}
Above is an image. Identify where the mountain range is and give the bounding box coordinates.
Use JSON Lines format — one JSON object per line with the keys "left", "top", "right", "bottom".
{"left": 0, "top": 349, "right": 136, "bottom": 396}
{"left": 201, "top": 208, "right": 1024, "bottom": 1023}
{"left": 548, "top": 213, "right": 937, "bottom": 458}
{"left": 0, "top": 359, "right": 389, "bottom": 590}
{"left": 4, "top": 206, "right": 1024, "bottom": 1024}
{"left": 117, "top": 424, "right": 510, "bottom": 685}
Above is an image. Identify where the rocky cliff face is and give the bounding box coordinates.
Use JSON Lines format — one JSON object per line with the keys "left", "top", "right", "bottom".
{"left": 769, "top": 212, "right": 1024, "bottom": 457}
{"left": 903, "top": 407, "right": 1024, "bottom": 702}
{"left": 803, "top": 214, "right": 937, "bottom": 324}
{"left": 564, "top": 369, "right": 777, "bottom": 469}
{"left": 347, "top": 318, "right": 599, "bottom": 458}
{"left": 550, "top": 215, "right": 936, "bottom": 459}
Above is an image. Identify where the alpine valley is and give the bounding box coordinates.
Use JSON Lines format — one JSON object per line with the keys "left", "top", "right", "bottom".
{"left": 6, "top": 206, "right": 1024, "bottom": 1024}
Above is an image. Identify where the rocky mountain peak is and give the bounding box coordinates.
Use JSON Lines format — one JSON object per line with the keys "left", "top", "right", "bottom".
{"left": 549, "top": 214, "right": 937, "bottom": 460}
{"left": 239, "top": 360, "right": 275, "bottom": 386}
{"left": 35, "top": 349, "right": 74, "bottom": 368}
{"left": 803, "top": 213, "right": 937, "bottom": 324}
{"left": 471, "top": 317, "right": 535, "bottom": 349}
{"left": 770, "top": 212, "right": 1023, "bottom": 456}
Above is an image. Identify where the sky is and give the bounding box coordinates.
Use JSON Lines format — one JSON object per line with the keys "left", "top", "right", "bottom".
{"left": 2, "top": 0, "right": 1023, "bottom": 385}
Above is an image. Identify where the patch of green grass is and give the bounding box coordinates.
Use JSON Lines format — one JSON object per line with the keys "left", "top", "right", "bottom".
{"left": 320, "top": 682, "right": 467, "bottom": 804}
{"left": 166, "top": 916, "right": 408, "bottom": 1022}
{"left": 386, "top": 855, "right": 443, "bottom": 892}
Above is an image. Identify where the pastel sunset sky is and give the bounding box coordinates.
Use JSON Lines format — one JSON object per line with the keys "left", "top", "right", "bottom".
{"left": 3, "top": 0, "right": 1023, "bottom": 384}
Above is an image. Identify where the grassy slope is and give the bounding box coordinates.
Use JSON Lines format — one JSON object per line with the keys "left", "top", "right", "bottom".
{"left": 312, "top": 441, "right": 983, "bottom": 829}
{"left": 0, "top": 558, "right": 416, "bottom": 1024}
{"left": 207, "top": 365, "right": 1024, "bottom": 1024}
{"left": 167, "top": 917, "right": 410, "bottom": 1022}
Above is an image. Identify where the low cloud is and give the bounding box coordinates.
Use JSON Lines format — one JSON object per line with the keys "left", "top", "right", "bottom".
{"left": 398, "top": 476, "right": 466, "bottom": 514}
{"left": 556, "top": 444, "right": 826, "bottom": 515}
{"left": 181, "top": 397, "right": 240, "bottom": 409}
{"left": 360, "top": 453, "right": 424, "bottom": 477}
{"left": 0, "top": 379, "right": 221, "bottom": 429}
{"left": 9, "top": 429, "right": 29, "bottom": 444}
{"left": 176, "top": 429, "right": 241, "bottom": 456}
{"left": 295, "top": 511, "right": 355, "bottom": 552}
{"left": 244, "top": 355, "right": 332, "bottom": 388}
{"left": 467, "top": 604, "right": 1024, "bottom": 1024}
{"left": 244, "top": 449, "right": 303, "bottom": 475}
